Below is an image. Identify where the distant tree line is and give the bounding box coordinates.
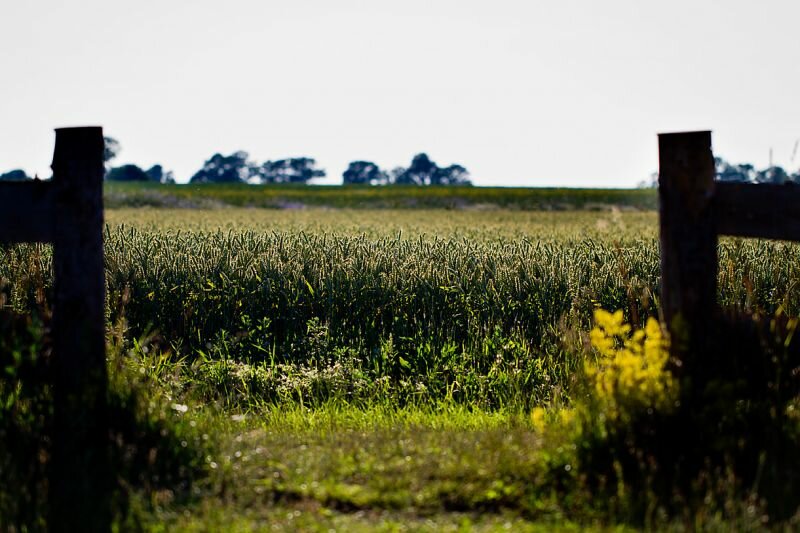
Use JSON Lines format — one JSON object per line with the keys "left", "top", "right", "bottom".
{"left": 103, "top": 136, "right": 175, "bottom": 183}
{"left": 106, "top": 164, "right": 175, "bottom": 183}
{"left": 640, "top": 157, "right": 800, "bottom": 188}
{"left": 1, "top": 137, "right": 471, "bottom": 186}
{"left": 343, "top": 153, "right": 471, "bottom": 186}
{"left": 714, "top": 157, "right": 800, "bottom": 184}
{"left": 189, "top": 152, "right": 325, "bottom": 184}
{"left": 189, "top": 151, "right": 470, "bottom": 185}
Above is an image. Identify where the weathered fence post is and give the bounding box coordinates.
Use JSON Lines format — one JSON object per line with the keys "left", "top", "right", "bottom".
{"left": 48, "top": 127, "right": 110, "bottom": 532}
{"left": 658, "top": 131, "right": 717, "bottom": 370}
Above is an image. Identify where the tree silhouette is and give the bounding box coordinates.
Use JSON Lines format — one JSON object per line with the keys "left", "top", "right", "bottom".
{"left": 190, "top": 152, "right": 254, "bottom": 183}
{"left": 715, "top": 157, "right": 754, "bottom": 182}
{"left": 434, "top": 164, "right": 471, "bottom": 185}
{"left": 103, "top": 137, "right": 121, "bottom": 165}
{"left": 391, "top": 154, "right": 471, "bottom": 185}
{"left": 106, "top": 164, "right": 150, "bottom": 182}
{"left": 190, "top": 153, "right": 324, "bottom": 184}
{"left": 342, "top": 161, "right": 388, "bottom": 185}
{"left": 106, "top": 164, "right": 175, "bottom": 183}
{"left": 258, "top": 158, "right": 325, "bottom": 184}
{"left": 756, "top": 166, "right": 791, "bottom": 184}
{"left": 395, "top": 153, "right": 437, "bottom": 185}
{"left": 0, "top": 169, "right": 30, "bottom": 181}
{"left": 144, "top": 165, "right": 175, "bottom": 184}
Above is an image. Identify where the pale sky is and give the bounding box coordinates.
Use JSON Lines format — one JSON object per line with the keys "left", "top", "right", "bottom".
{"left": 1, "top": 1, "right": 799, "bottom": 186}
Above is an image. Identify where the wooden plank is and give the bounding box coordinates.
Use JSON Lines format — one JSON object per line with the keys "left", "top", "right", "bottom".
{"left": 0, "top": 180, "right": 56, "bottom": 243}
{"left": 714, "top": 181, "right": 800, "bottom": 241}
{"left": 658, "top": 131, "right": 717, "bottom": 374}
{"left": 48, "top": 126, "right": 111, "bottom": 532}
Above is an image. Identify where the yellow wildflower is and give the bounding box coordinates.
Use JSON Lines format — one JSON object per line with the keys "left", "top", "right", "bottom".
{"left": 586, "top": 311, "right": 678, "bottom": 422}
{"left": 531, "top": 407, "right": 547, "bottom": 432}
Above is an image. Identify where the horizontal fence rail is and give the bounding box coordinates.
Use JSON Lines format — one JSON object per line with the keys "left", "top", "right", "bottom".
{"left": 714, "top": 181, "right": 800, "bottom": 241}
{"left": 0, "top": 180, "right": 57, "bottom": 243}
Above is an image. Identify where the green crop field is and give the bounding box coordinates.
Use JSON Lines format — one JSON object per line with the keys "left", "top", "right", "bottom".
{"left": 1, "top": 186, "right": 798, "bottom": 530}
{"left": 102, "top": 182, "right": 659, "bottom": 211}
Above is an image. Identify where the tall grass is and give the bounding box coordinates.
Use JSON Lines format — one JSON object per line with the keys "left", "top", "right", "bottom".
{"left": 2, "top": 209, "right": 799, "bottom": 409}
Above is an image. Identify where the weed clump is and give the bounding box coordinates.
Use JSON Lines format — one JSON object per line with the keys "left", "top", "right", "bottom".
{"left": 0, "top": 311, "right": 51, "bottom": 530}
{"left": 534, "top": 309, "right": 800, "bottom": 525}
{"left": 0, "top": 314, "right": 210, "bottom": 530}
{"left": 585, "top": 309, "right": 677, "bottom": 423}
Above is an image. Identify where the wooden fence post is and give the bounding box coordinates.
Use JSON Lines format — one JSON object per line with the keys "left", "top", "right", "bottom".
{"left": 658, "top": 131, "right": 717, "bottom": 371}
{"left": 48, "top": 127, "right": 110, "bottom": 532}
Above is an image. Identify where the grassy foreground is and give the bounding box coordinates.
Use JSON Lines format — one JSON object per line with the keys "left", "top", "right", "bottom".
{"left": 114, "top": 342, "right": 767, "bottom": 532}
{"left": 1, "top": 205, "right": 799, "bottom": 530}
{"left": 137, "top": 404, "right": 580, "bottom": 531}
